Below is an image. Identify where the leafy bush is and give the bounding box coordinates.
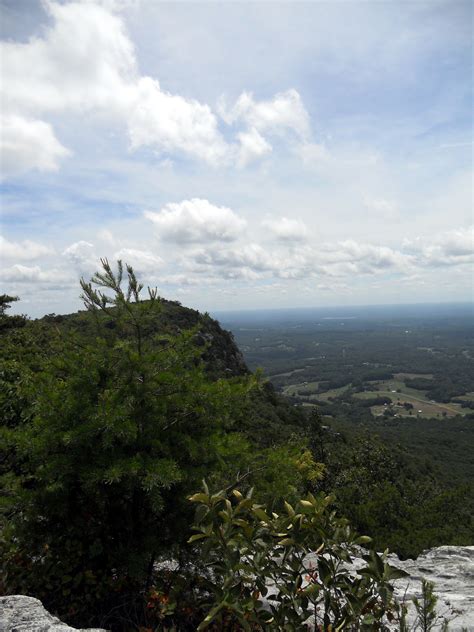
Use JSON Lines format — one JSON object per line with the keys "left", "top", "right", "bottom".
{"left": 187, "top": 483, "right": 408, "bottom": 631}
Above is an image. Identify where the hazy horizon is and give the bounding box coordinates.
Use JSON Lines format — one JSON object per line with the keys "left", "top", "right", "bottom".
{"left": 7, "top": 292, "right": 474, "bottom": 321}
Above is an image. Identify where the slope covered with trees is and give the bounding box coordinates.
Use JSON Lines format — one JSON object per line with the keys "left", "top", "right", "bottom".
{"left": 1, "top": 261, "right": 472, "bottom": 630}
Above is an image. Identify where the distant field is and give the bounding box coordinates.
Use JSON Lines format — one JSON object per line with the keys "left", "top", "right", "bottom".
{"left": 283, "top": 380, "right": 355, "bottom": 402}
{"left": 315, "top": 386, "right": 351, "bottom": 401}
{"left": 282, "top": 373, "right": 473, "bottom": 418}
{"left": 364, "top": 379, "right": 434, "bottom": 400}
{"left": 352, "top": 375, "right": 472, "bottom": 418}
{"left": 456, "top": 392, "right": 474, "bottom": 402}
{"left": 270, "top": 367, "right": 306, "bottom": 379}
{"left": 393, "top": 372, "right": 433, "bottom": 380}
{"left": 353, "top": 390, "right": 463, "bottom": 418}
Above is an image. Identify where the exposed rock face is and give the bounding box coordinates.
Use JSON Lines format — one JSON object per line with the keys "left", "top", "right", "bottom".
{"left": 0, "top": 596, "right": 106, "bottom": 632}
{"left": 305, "top": 545, "right": 474, "bottom": 631}
{"left": 388, "top": 546, "right": 474, "bottom": 631}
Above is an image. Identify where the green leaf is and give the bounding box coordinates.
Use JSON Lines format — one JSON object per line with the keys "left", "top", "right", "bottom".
{"left": 188, "top": 533, "right": 208, "bottom": 543}
{"left": 189, "top": 492, "right": 209, "bottom": 504}
{"left": 197, "top": 602, "right": 228, "bottom": 631}
{"left": 253, "top": 507, "right": 270, "bottom": 522}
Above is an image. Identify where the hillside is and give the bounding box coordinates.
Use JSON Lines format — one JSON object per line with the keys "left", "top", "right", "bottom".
{"left": 40, "top": 299, "right": 250, "bottom": 379}
{"left": 34, "top": 299, "right": 310, "bottom": 448}
{"left": 1, "top": 269, "right": 473, "bottom": 629}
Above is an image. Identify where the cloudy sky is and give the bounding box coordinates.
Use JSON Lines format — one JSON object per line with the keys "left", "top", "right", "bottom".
{"left": 0, "top": 0, "right": 472, "bottom": 317}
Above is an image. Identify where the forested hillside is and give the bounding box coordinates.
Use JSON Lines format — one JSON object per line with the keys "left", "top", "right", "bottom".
{"left": 0, "top": 264, "right": 472, "bottom": 630}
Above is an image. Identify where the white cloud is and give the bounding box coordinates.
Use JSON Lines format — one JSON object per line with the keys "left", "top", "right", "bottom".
{"left": 0, "top": 114, "right": 71, "bottom": 176}
{"left": 404, "top": 225, "right": 474, "bottom": 266}
{"left": 323, "top": 240, "right": 414, "bottom": 274}
{"left": 194, "top": 243, "right": 276, "bottom": 272}
{"left": 144, "top": 198, "right": 247, "bottom": 243}
{"left": 113, "top": 247, "right": 164, "bottom": 273}
{"left": 262, "top": 217, "right": 308, "bottom": 242}
{"left": 1, "top": 1, "right": 307, "bottom": 173}
{"left": 0, "top": 235, "right": 54, "bottom": 260}
{"left": 185, "top": 235, "right": 417, "bottom": 283}
{"left": 236, "top": 127, "right": 272, "bottom": 167}
{"left": 1, "top": 1, "right": 135, "bottom": 116}
{"left": 127, "top": 78, "right": 229, "bottom": 165}
{"left": 0, "top": 1, "right": 228, "bottom": 168}
{"left": 62, "top": 240, "right": 98, "bottom": 274}
{"left": 219, "top": 89, "right": 310, "bottom": 139}
{"left": 0, "top": 264, "right": 70, "bottom": 284}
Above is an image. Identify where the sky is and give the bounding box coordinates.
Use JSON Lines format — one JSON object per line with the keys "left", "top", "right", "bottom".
{"left": 0, "top": 0, "right": 473, "bottom": 318}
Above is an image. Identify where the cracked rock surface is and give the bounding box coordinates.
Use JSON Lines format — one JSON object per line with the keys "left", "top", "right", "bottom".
{"left": 0, "top": 596, "right": 106, "bottom": 632}
{"left": 305, "top": 545, "right": 474, "bottom": 631}
{"left": 388, "top": 546, "right": 474, "bottom": 631}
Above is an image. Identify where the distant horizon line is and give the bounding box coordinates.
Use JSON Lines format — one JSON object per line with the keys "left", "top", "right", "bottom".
{"left": 9, "top": 297, "right": 474, "bottom": 321}
{"left": 211, "top": 300, "right": 474, "bottom": 315}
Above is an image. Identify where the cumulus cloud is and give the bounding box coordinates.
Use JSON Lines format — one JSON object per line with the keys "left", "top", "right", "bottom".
{"left": 262, "top": 217, "right": 308, "bottom": 242}
{"left": 127, "top": 78, "right": 228, "bottom": 165}
{"left": 113, "top": 247, "right": 164, "bottom": 273}
{"left": 0, "top": 1, "right": 228, "bottom": 168}
{"left": 1, "top": 1, "right": 136, "bottom": 116}
{"left": 0, "top": 235, "right": 54, "bottom": 260}
{"left": 194, "top": 243, "right": 276, "bottom": 272}
{"left": 403, "top": 225, "right": 474, "bottom": 266}
{"left": 144, "top": 198, "right": 247, "bottom": 243}
{"left": 236, "top": 127, "right": 272, "bottom": 167}
{"left": 322, "top": 240, "right": 415, "bottom": 274}
{"left": 0, "top": 264, "right": 70, "bottom": 284}
{"left": 219, "top": 89, "right": 310, "bottom": 139}
{"left": 183, "top": 233, "right": 419, "bottom": 283}
{"left": 0, "top": 114, "right": 71, "bottom": 176}
{"left": 1, "top": 1, "right": 309, "bottom": 174}
{"left": 62, "top": 240, "right": 99, "bottom": 274}
{"left": 190, "top": 242, "right": 320, "bottom": 282}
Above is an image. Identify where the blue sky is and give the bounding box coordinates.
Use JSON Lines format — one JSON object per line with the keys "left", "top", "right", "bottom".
{"left": 0, "top": 0, "right": 472, "bottom": 317}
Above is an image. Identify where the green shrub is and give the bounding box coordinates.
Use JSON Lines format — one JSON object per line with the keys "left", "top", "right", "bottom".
{"left": 187, "top": 483, "right": 408, "bottom": 631}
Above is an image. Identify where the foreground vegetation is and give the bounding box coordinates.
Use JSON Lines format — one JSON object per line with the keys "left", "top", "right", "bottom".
{"left": 0, "top": 266, "right": 472, "bottom": 630}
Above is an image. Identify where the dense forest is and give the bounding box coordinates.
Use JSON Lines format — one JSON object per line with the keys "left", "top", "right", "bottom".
{"left": 1, "top": 263, "right": 472, "bottom": 631}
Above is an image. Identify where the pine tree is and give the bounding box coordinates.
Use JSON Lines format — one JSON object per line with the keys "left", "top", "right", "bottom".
{"left": 1, "top": 260, "right": 252, "bottom": 624}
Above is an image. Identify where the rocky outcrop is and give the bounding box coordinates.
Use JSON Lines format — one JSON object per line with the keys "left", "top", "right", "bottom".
{"left": 304, "top": 545, "right": 474, "bottom": 631}
{"left": 0, "top": 596, "right": 106, "bottom": 632}
{"left": 2, "top": 547, "right": 472, "bottom": 631}
{"left": 389, "top": 546, "right": 474, "bottom": 631}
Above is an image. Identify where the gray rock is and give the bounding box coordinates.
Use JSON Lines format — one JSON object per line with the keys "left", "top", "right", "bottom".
{"left": 0, "top": 596, "right": 107, "bottom": 632}
{"left": 303, "top": 545, "right": 474, "bottom": 631}
{"left": 388, "top": 546, "right": 474, "bottom": 631}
